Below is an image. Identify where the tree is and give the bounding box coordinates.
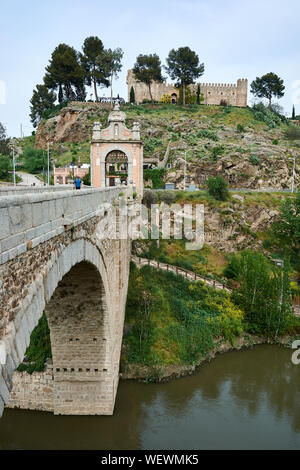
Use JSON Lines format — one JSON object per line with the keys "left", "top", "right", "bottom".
{"left": 197, "top": 84, "right": 201, "bottom": 105}
{"left": 30, "top": 84, "right": 56, "bottom": 128}
{"left": 233, "top": 251, "right": 292, "bottom": 337}
{"left": 165, "top": 47, "right": 204, "bottom": 106}
{"left": 102, "top": 47, "right": 123, "bottom": 105}
{"left": 81, "top": 36, "right": 110, "bottom": 102}
{"left": 22, "top": 147, "right": 44, "bottom": 174}
{"left": 273, "top": 191, "right": 300, "bottom": 252}
{"left": 292, "top": 105, "right": 296, "bottom": 119}
{"left": 0, "top": 155, "right": 11, "bottom": 180}
{"left": 250, "top": 72, "right": 285, "bottom": 108}
{"left": 0, "top": 122, "right": 10, "bottom": 155}
{"left": 133, "top": 54, "right": 164, "bottom": 104}
{"left": 44, "top": 43, "right": 85, "bottom": 103}
{"left": 130, "top": 86, "right": 135, "bottom": 104}
{"left": 207, "top": 175, "right": 229, "bottom": 201}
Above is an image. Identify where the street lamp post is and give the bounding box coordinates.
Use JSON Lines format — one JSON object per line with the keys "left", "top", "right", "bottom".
{"left": 12, "top": 146, "right": 16, "bottom": 187}
{"left": 47, "top": 142, "right": 50, "bottom": 186}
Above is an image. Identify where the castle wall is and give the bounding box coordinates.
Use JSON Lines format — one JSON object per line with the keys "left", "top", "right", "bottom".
{"left": 127, "top": 70, "right": 248, "bottom": 107}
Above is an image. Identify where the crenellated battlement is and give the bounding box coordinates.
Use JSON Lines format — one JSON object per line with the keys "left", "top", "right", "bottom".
{"left": 127, "top": 69, "right": 248, "bottom": 107}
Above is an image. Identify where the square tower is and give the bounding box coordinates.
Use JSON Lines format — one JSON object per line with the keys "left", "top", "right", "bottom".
{"left": 90, "top": 103, "right": 143, "bottom": 194}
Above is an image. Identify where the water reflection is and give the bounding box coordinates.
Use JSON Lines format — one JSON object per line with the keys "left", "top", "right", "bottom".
{"left": 0, "top": 345, "right": 299, "bottom": 450}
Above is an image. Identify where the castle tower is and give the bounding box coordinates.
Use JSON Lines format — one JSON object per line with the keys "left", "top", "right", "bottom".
{"left": 236, "top": 79, "right": 248, "bottom": 107}
{"left": 90, "top": 103, "right": 143, "bottom": 194}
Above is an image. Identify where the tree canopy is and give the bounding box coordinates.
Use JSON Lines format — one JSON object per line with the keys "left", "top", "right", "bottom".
{"left": 165, "top": 47, "right": 204, "bottom": 105}
{"left": 0, "top": 122, "right": 10, "bottom": 155}
{"left": 207, "top": 175, "right": 229, "bottom": 201}
{"left": 233, "top": 251, "right": 292, "bottom": 337}
{"left": 250, "top": 72, "right": 285, "bottom": 108}
{"left": 133, "top": 54, "right": 164, "bottom": 104}
{"left": 81, "top": 36, "right": 110, "bottom": 102}
{"left": 30, "top": 84, "right": 56, "bottom": 127}
{"left": 22, "top": 147, "right": 44, "bottom": 174}
{"left": 103, "top": 47, "right": 124, "bottom": 103}
{"left": 44, "top": 43, "right": 85, "bottom": 102}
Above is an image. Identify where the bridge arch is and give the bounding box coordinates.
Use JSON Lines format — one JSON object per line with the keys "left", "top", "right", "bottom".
{"left": 1, "top": 238, "right": 118, "bottom": 415}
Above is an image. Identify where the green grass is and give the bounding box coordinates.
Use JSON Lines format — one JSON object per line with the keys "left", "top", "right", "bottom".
{"left": 17, "top": 313, "right": 52, "bottom": 374}
{"left": 122, "top": 264, "right": 244, "bottom": 366}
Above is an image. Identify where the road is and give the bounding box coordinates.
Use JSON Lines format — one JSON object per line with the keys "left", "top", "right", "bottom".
{"left": 16, "top": 172, "right": 45, "bottom": 187}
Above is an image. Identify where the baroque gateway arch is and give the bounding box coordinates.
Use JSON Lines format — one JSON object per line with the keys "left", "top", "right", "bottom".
{"left": 0, "top": 105, "right": 144, "bottom": 416}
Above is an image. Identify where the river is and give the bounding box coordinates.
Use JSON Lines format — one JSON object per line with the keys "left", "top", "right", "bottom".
{"left": 0, "top": 345, "right": 299, "bottom": 450}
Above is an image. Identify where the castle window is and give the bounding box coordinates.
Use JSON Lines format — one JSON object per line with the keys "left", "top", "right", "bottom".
{"left": 114, "top": 124, "right": 119, "bottom": 137}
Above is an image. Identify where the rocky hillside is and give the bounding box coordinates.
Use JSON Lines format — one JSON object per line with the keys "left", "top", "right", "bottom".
{"left": 35, "top": 102, "right": 300, "bottom": 189}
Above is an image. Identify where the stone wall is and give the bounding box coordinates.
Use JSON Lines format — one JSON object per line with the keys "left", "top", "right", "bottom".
{"left": 127, "top": 69, "right": 248, "bottom": 107}
{"left": 7, "top": 363, "right": 54, "bottom": 412}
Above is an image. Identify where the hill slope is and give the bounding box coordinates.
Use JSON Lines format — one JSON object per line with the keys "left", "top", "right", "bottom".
{"left": 34, "top": 102, "right": 300, "bottom": 189}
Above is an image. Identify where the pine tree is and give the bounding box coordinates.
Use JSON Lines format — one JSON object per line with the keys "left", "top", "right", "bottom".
{"left": 44, "top": 43, "right": 85, "bottom": 103}
{"left": 81, "top": 36, "right": 110, "bottom": 102}
{"left": 130, "top": 86, "right": 135, "bottom": 103}
{"left": 250, "top": 72, "right": 285, "bottom": 108}
{"left": 165, "top": 47, "right": 204, "bottom": 106}
{"left": 133, "top": 54, "right": 164, "bottom": 104}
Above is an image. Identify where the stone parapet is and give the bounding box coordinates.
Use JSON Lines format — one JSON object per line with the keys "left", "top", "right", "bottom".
{"left": 0, "top": 186, "right": 125, "bottom": 265}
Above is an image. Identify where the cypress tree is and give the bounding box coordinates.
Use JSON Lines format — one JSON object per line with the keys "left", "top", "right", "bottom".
{"left": 197, "top": 84, "right": 201, "bottom": 105}
{"left": 130, "top": 86, "right": 135, "bottom": 103}
{"left": 292, "top": 104, "right": 296, "bottom": 119}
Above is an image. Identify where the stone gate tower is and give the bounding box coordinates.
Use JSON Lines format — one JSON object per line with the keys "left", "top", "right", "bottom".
{"left": 90, "top": 103, "right": 143, "bottom": 194}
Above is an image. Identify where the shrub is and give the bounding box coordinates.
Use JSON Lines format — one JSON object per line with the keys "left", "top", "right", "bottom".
{"left": 143, "top": 190, "right": 159, "bottom": 208}
{"left": 143, "top": 168, "right": 166, "bottom": 189}
{"left": 160, "top": 94, "right": 171, "bottom": 104}
{"left": 237, "top": 123, "right": 245, "bottom": 133}
{"left": 252, "top": 102, "right": 282, "bottom": 128}
{"left": 143, "top": 136, "right": 163, "bottom": 153}
{"left": 207, "top": 176, "right": 229, "bottom": 201}
{"left": 159, "top": 190, "right": 176, "bottom": 205}
{"left": 211, "top": 146, "right": 224, "bottom": 159}
{"left": 197, "top": 129, "right": 219, "bottom": 141}
{"left": 249, "top": 154, "right": 261, "bottom": 166}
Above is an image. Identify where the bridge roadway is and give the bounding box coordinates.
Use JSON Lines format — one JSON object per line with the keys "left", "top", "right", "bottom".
{"left": 0, "top": 185, "right": 132, "bottom": 415}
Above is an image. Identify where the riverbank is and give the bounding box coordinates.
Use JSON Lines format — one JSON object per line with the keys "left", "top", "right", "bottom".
{"left": 6, "top": 334, "right": 297, "bottom": 413}
{"left": 120, "top": 333, "right": 296, "bottom": 382}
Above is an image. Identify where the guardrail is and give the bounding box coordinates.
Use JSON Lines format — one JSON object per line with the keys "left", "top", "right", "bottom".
{"left": 131, "top": 256, "right": 231, "bottom": 293}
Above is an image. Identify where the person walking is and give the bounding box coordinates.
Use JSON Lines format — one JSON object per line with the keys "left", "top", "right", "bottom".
{"left": 74, "top": 176, "right": 82, "bottom": 190}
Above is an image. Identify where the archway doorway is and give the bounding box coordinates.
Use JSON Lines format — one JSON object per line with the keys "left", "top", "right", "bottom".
{"left": 105, "top": 150, "right": 128, "bottom": 187}
{"left": 171, "top": 93, "right": 178, "bottom": 104}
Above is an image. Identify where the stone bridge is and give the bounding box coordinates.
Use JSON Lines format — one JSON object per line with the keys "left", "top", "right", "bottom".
{"left": 0, "top": 186, "right": 132, "bottom": 415}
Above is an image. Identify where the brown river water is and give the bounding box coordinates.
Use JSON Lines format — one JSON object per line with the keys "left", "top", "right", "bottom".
{"left": 0, "top": 345, "right": 299, "bottom": 450}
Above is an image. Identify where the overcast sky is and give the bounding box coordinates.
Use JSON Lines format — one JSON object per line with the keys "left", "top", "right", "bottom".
{"left": 1, "top": 0, "right": 300, "bottom": 137}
